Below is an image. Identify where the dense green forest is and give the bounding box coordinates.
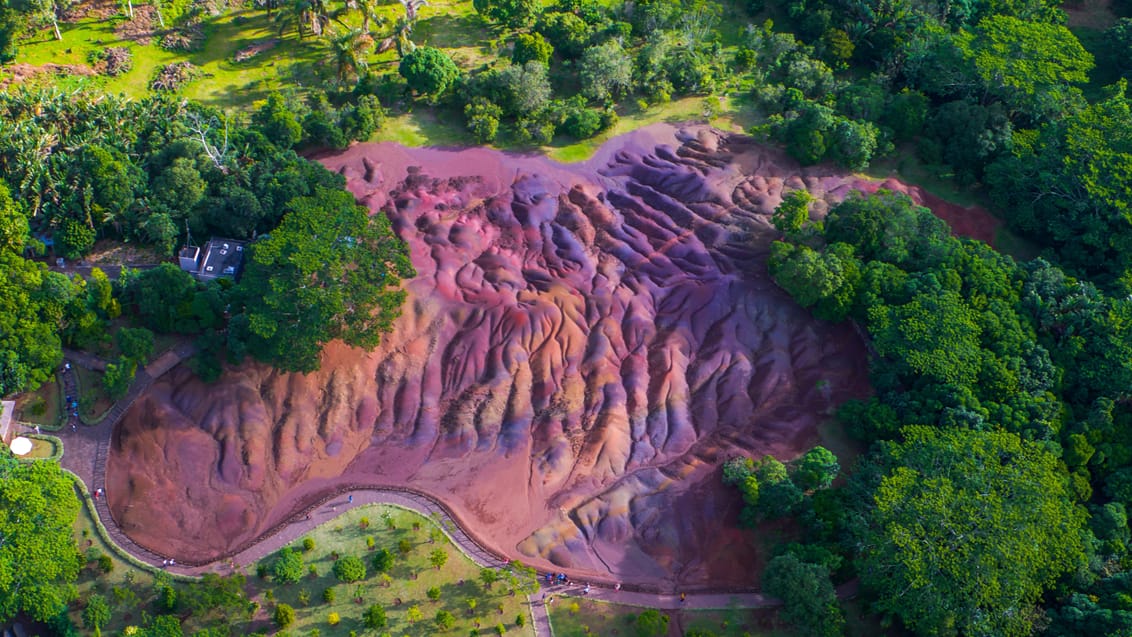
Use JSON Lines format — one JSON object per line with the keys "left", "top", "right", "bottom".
{"left": 2, "top": 0, "right": 1132, "bottom": 633}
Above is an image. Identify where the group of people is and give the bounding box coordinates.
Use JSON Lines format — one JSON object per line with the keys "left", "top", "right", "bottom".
{"left": 64, "top": 389, "right": 78, "bottom": 430}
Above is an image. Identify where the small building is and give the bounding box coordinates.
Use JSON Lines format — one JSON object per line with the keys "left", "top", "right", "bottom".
{"left": 0, "top": 400, "right": 15, "bottom": 446}
{"left": 178, "top": 238, "right": 247, "bottom": 281}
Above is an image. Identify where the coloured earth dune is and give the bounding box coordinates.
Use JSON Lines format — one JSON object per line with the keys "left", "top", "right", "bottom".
{"left": 106, "top": 125, "right": 998, "bottom": 588}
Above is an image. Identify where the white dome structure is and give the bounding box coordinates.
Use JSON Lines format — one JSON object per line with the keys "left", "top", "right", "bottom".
{"left": 9, "top": 436, "right": 33, "bottom": 456}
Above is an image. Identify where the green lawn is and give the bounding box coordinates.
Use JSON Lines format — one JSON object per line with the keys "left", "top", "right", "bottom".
{"left": 73, "top": 366, "right": 113, "bottom": 424}
{"left": 70, "top": 487, "right": 161, "bottom": 635}
{"left": 246, "top": 504, "right": 536, "bottom": 637}
{"left": 21, "top": 435, "right": 59, "bottom": 459}
{"left": 14, "top": 374, "right": 64, "bottom": 429}
{"left": 12, "top": 9, "right": 329, "bottom": 106}
{"left": 68, "top": 501, "right": 538, "bottom": 635}
{"left": 11, "top": 0, "right": 760, "bottom": 163}
{"left": 547, "top": 596, "right": 788, "bottom": 637}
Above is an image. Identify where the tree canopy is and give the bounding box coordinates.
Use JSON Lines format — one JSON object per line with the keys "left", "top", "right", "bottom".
{"left": 857, "top": 426, "right": 1087, "bottom": 636}
{"left": 0, "top": 456, "right": 83, "bottom": 623}
{"left": 233, "top": 187, "right": 413, "bottom": 373}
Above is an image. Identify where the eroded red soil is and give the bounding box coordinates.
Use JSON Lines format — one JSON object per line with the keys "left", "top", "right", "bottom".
{"left": 108, "top": 127, "right": 994, "bottom": 588}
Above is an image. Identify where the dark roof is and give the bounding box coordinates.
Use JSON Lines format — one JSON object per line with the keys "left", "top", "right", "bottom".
{"left": 198, "top": 238, "right": 246, "bottom": 280}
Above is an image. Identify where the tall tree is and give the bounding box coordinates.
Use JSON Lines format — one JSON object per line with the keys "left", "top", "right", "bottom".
{"left": 955, "top": 15, "right": 1093, "bottom": 118}
{"left": 857, "top": 426, "right": 1087, "bottom": 637}
{"left": 763, "top": 554, "right": 843, "bottom": 637}
{"left": 233, "top": 187, "right": 413, "bottom": 372}
{"left": 0, "top": 456, "right": 83, "bottom": 623}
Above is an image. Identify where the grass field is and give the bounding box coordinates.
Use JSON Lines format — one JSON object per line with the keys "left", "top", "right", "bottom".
{"left": 70, "top": 487, "right": 161, "bottom": 634}
{"left": 73, "top": 366, "right": 113, "bottom": 423}
{"left": 13, "top": 374, "right": 64, "bottom": 429}
{"left": 21, "top": 435, "right": 59, "bottom": 458}
{"left": 68, "top": 501, "right": 537, "bottom": 636}
{"left": 546, "top": 596, "right": 789, "bottom": 637}
{"left": 10, "top": 0, "right": 762, "bottom": 164}
{"left": 244, "top": 504, "right": 535, "bottom": 636}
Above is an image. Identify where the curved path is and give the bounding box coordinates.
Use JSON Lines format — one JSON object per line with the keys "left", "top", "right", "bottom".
{"left": 38, "top": 341, "right": 806, "bottom": 637}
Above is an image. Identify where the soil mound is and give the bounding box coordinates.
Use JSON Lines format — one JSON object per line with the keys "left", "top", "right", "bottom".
{"left": 108, "top": 126, "right": 991, "bottom": 587}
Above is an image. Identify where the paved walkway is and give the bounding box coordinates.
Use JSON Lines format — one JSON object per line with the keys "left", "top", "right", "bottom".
{"left": 33, "top": 339, "right": 821, "bottom": 637}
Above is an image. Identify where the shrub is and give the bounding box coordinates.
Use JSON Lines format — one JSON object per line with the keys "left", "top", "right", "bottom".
{"left": 429, "top": 548, "right": 449, "bottom": 570}
{"left": 273, "top": 547, "right": 305, "bottom": 584}
{"left": 360, "top": 517, "right": 370, "bottom": 529}
{"left": 398, "top": 539, "right": 412, "bottom": 555}
{"left": 465, "top": 97, "right": 503, "bottom": 144}
{"left": 495, "top": 623, "right": 505, "bottom": 635}
{"left": 298, "top": 589, "right": 311, "bottom": 605}
{"left": 83, "top": 594, "right": 110, "bottom": 631}
{"left": 334, "top": 556, "right": 366, "bottom": 583}
{"left": 98, "top": 553, "right": 114, "bottom": 573}
{"left": 633, "top": 609, "right": 669, "bottom": 637}
{"left": 323, "top": 587, "right": 336, "bottom": 603}
{"left": 516, "top": 613, "right": 526, "bottom": 627}
{"left": 427, "top": 586, "right": 441, "bottom": 601}
{"left": 366, "top": 536, "right": 375, "bottom": 549}
{"left": 399, "top": 47, "right": 460, "bottom": 97}
{"left": 302, "top": 537, "right": 315, "bottom": 552}
{"left": 274, "top": 603, "right": 296, "bottom": 628}
{"left": 436, "top": 609, "right": 456, "bottom": 630}
{"left": 327, "top": 612, "right": 340, "bottom": 626}
{"left": 364, "top": 604, "right": 387, "bottom": 629}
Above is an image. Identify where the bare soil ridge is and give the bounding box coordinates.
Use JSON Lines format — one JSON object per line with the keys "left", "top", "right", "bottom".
{"left": 107, "top": 125, "right": 998, "bottom": 589}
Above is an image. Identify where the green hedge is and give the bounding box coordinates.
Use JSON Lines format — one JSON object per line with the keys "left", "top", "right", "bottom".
{"left": 63, "top": 469, "right": 199, "bottom": 583}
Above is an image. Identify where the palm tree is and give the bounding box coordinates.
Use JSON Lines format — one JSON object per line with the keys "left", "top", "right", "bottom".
{"left": 329, "top": 27, "right": 374, "bottom": 85}
{"left": 355, "top": 0, "right": 380, "bottom": 33}
{"left": 377, "top": 0, "right": 427, "bottom": 56}
{"left": 274, "top": 0, "right": 312, "bottom": 38}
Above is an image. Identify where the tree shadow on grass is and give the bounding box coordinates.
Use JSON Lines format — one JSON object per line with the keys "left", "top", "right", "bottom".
{"left": 412, "top": 13, "right": 494, "bottom": 49}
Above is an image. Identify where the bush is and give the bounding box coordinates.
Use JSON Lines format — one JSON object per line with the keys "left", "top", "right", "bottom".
{"left": 323, "top": 587, "right": 336, "bottom": 603}
{"left": 298, "top": 589, "right": 311, "bottom": 606}
{"left": 333, "top": 556, "right": 367, "bottom": 583}
{"left": 275, "top": 603, "right": 296, "bottom": 628}
{"left": 97, "top": 553, "right": 114, "bottom": 573}
{"left": 83, "top": 594, "right": 110, "bottom": 631}
{"left": 560, "top": 107, "right": 603, "bottom": 139}
{"left": 273, "top": 547, "right": 305, "bottom": 584}
{"left": 328, "top": 612, "right": 340, "bottom": 626}
{"left": 633, "top": 609, "right": 668, "bottom": 637}
{"left": 465, "top": 97, "right": 503, "bottom": 144}
{"left": 512, "top": 32, "right": 553, "bottom": 65}
{"left": 302, "top": 537, "right": 315, "bottom": 552}
{"left": 364, "top": 604, "right": 387, "bottom": 629}
{"left": 399, "top": 47, "right": 461, "bottom": 97}
{"left": 372, "top": 548, "right": 394, "bottom": 572}
{"left": 427, "top": 586, "right": 441, "bottom": 601}
{"left": 436, "top": 609, "right": 456, "bottom": 630}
